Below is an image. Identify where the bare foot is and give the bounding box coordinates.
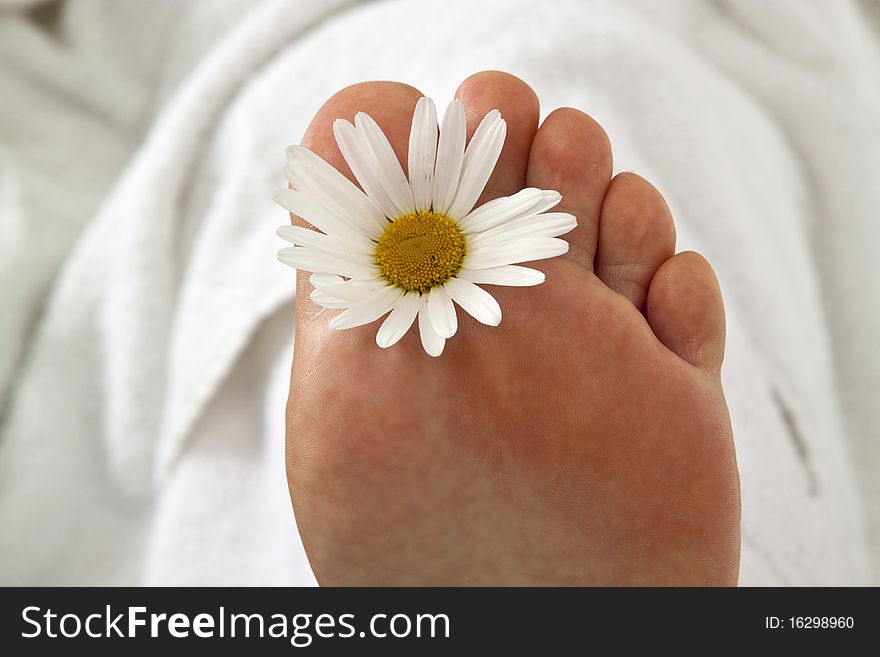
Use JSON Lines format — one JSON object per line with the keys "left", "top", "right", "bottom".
{"left": 281, "top": 71, "right": 740, "bottom": 586}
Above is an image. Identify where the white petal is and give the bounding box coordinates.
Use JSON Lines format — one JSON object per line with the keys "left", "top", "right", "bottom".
{"left": 276, "top": 225, "right": 375, "bottom": 262}
{"left": 284, "top": 146, "right": 386, "bottom": 235}
{"left": 355, "top": 112, "right": 415, "bottom": 217}
{"left": 447, "top": 113, "right": 506, "bottom": 220}
{"left": 418, "top": 297, "right": 446, "bottom": 357}
{"left": 463, "top": 238, "right": 570, "bottom": 270}
{"left": 458, "top": 265, "right": 545, "bottom": 287}
{"left": 467, "top": 212, "right": 578, "bottom": 249}
{"left": 312, "top": 277, "right": 385, "bottom": 302}
{"left": 432, "top": 100, "right": 466, "bottom": 215}
{"left": 309, "top": 274, "right": 391, "bottom": 309}
{"left": 376, "top": 292, "right": 421, "bottom": 348}
{"left": 278, "top": 246, "right": 378, "bottom": 279}
{"left": 445, "top": 278, "right": 502, "bottom": 326}
{"left": 273, "top": 188, "right": 380, "bottom": 247}
{"left": 333, "top": 119, "right": 402, "bottom": 220}
{"left": 426, "top": 285, "right": 457, "bottom": 338}
{"left": 309, "top": 273, "right": 344, "bottom": 287}
{"left": 408, "top": 97, "right": 438, "bottom": 212}
{"left": 329, "top": 285, "right": 403, "bottom": 330}
{"left": 457, "top": 188, "right": 562, "bottom": 234}
{"left": 310, "top": 289, "right": 352, "bottom": 309}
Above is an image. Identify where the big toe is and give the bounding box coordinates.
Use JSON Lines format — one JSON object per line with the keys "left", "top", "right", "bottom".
{"left": 287, "top": 81, "right": 422, "bottom": 322}
{"left": 647, "top": 251, "right": 726, "bottom": 372}
{"left": 299, "top": 80, "right": 423, "bottom": 186}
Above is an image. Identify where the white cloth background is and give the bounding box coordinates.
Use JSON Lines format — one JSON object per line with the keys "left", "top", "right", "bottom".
{"left": 1, "top": 0, "right": 878, "bottom": 585}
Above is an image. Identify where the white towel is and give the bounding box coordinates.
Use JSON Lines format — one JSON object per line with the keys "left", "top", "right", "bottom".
{"left": 1, "top": 0, "right": 878, "bottom": 585}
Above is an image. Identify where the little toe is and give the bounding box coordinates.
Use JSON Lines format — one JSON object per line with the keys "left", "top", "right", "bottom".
{"left": 525, "top": 108, "right": 612, "bottom": 271}
{"left": 596, "top": 173, "right": 676, "bottom": 310}
{"left": 454, "top": 70, "right": 540, "bottom": 205}
{"left": 646, "top": 251, "right": 726, "bottom": 372}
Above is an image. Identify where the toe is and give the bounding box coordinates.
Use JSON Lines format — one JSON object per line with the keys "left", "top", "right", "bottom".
{"left": 525, "top": 108, "right": 612, "bottom": 271}
{"left": 455, "top": 70, "right": 540, "bottom": 204}
{"left": 596, "top": 173, "right": 676, "bottom": 310}
{"left": 299, "top": 80, "right": 423, "bottom": 183}
{"left": 292, "top": 81, "right": 422, "bottom": 320}
{"left": 646, "top": 251, "right": 726, "bottom": 372}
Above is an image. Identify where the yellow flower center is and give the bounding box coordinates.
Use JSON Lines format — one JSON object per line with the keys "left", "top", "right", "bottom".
{"left": 375, "top": 211, "right": 466, "bottom": 293}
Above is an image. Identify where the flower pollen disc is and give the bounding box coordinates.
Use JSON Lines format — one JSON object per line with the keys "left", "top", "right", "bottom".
{"left": 375, "top": 211, "right": 465, "bottom": 294}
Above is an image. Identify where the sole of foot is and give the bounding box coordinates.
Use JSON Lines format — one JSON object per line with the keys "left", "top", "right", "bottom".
{"left": 284, "top": 71, "right": 740, "bottom": 586}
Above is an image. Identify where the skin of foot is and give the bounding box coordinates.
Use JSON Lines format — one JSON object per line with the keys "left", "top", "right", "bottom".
{"left": 283, "top": 71, "right": 741, "bottom": 586}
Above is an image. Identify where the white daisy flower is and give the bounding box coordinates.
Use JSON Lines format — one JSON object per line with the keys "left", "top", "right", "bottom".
{"left": 274, "top": 97, "right": 576, "bottom": 357}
